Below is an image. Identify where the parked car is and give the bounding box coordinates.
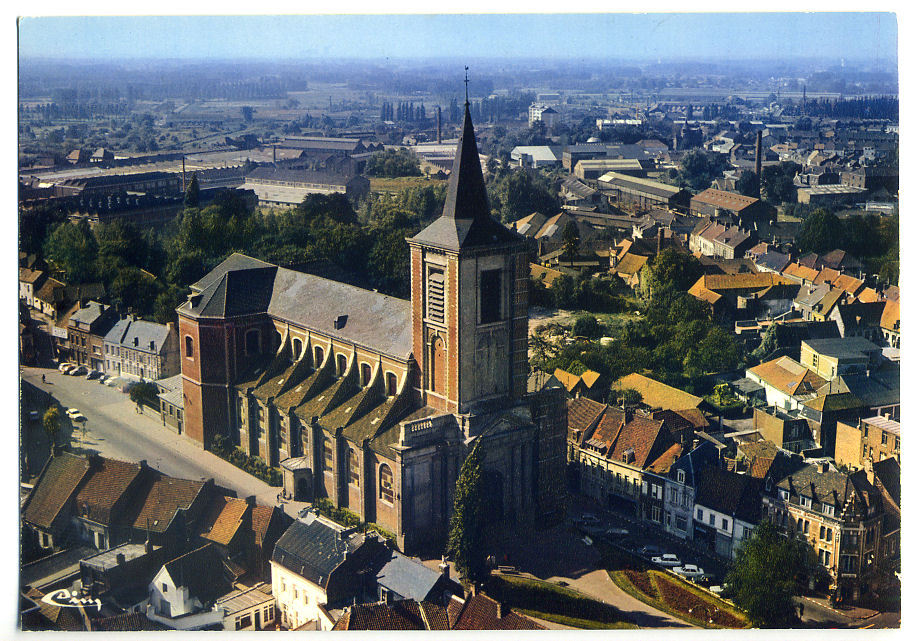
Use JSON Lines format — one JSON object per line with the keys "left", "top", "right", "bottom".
{"left": 604, "top": 526, "right": 630, "bottom": 537}
{"left": 86, "top": 370, "right": 103, "bottom": 380}
{"left": 59, "top": 363, "right": 76, "bottom": 374}
{"left": 66, "top": 408, "right": 82, "bottom": 418}
{"left": 651, "top": 554, "right": 681, "bottom": 567}
{"left": 69, "top": 366, "right": 88, "bottom": 376}
{"left": 639, "top": 544, "right": 664, "bottom": 558}
{"left": 574, "top": 513, "right": 601, "bottom": 527}
{"left": 69, "top": 412, "right": 86, "bottom": 423}
{"left": 709, "top": 585, "right": 724, "bottom": 595}
{"left": 673, "top": 564, "right": 706, "bottom": 580}
{"left": 97, "top": 374, "right": 109, "bottom": 383}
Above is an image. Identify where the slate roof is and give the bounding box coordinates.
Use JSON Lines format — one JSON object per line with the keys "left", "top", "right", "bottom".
{"left": 511, "top": 212, "right": 548, "bottom": 237}
{"left": 103, "top": 317, "right": 174, "bottom": 354}
{"left": 215, "top": 584, "right": 274, "bottom": 616}
{"left": 775, "top": 464, "right": 879, "bottom": 512}
{"left": 872, "top": 457, "right": 900, "bottom": 508}
{"left": 598, "top": 171, "right": 683, "bottom": 198}
{"left": 695, "top": 467, "right": 764, "bottom": 523}
{"left": 268, "top": 267, "right": 413, "bottom": 359}
{"left": 373, "top": 549, "right": 445, "bottom": 602}
{"left": 834, "top": 301, "right": 885, "bottom": 331}
{"left": 73, "top": 457, "right": 143, "bottom": 525}
{"left": 272, "top": 514, "right": 362, "bottom": 587}
{"left": 411, "top": 102, "right": 522, "bottom": 251}
{"left": 803, "top": 336, "right": 881, "bottom": 359}
{"left": 161, "top": 544, "right": 233, "bottom": 606}
{"left": 23, "top": 453, "right": 91, "bottom": 530}
{"left": 613, "top": 373, "right": 703, "bottom": 411}
{"left": 755, "top": 250, "right": 791, "bottom": 273}
{"left": 199, "top": 495, "right": 249, "bottom": 546}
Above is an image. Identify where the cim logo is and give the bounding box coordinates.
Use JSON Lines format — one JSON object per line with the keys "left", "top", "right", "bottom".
{"left": 40, "top": 589, "right": 102, "bottom": 612}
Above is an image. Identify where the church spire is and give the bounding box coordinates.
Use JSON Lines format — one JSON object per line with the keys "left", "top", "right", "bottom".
{"left": 442, "top": 85, "right": 489, "bottom": 221}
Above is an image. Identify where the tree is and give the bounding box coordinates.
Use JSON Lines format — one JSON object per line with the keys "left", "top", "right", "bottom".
{"left": 640, "top": 248, "right": 704, "bottom": 300}
{"left": 572, "top": 313, "right": 603, "bottom": 339}
{"left": 42, "top": 406, "right": 61, "bottom": 453}
{"left": 736, "top": 171, "right": 760, "bottom": 198}
{"left": 561, "top": 221, "right": 581, "bottom": 265}
{"left": 447, "top": 439, "right": 488, "bottom": 585}
{"left": 184, "top": 173, "right": 200, "bottom": 209}
{"left": 613, "top": 388, "right": 643, "bottom": 408}
{"left": 795, "top": 209, "right": 845, "bottom": 255}
{"left": 43, "top": 220, "right": 98, "bottom": 283}
{"left": 725, "top": 520, "right": 818, "bottom": 627}
{"left": 677, "top": 150, "right": 728, "bottom": 191}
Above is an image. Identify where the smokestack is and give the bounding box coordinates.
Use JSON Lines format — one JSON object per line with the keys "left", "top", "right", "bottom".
{"left": 657, "top": 226, "right": 664, "bottom": 256}
{"left": 273, "top": 145, "right": 277, "bottom": 165}
{"left": 182, "top": 156, "right": 186, "bottom": 192}
{"left": 755, "top": 130, "right": 763, "bottom": 192}
{"left": 438, "top": 556, "right": 450, "bottom": 580}
{"left": 437, "top": 106, "right": 442, "bottom": 144}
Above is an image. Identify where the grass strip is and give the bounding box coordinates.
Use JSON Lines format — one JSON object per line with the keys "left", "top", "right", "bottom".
{"left": 516, "top": 609, "right": 639, "bottom": 629}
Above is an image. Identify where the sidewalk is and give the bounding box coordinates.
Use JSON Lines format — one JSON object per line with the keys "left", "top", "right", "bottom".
{"left": 802, "top": 595, "right": 880, "bottom": 621}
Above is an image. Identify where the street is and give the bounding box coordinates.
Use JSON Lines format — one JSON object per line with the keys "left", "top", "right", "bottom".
{"left": 20, "top": 365, "right": 308, "bottom": 519}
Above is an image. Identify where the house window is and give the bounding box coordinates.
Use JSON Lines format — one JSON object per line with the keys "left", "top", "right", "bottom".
{"left": 822, "top": 503, "right": 835, "bottom": 517}
{"left": 825, "top": 527, "right": 833, "bottom": 541}
{"left": 314, "top": 345, "right": 324, "bottom": 368}
{"left": 386, "top": 372, "right": 398, "bottom": 396}
{"left": 721, "top": 518, "right": 728, "bottom": 531}
{"left": 696, "top": 508, "right": 703, "bottom": 521}
{"left": 479, "top": 269, "right": 502, "bottom": 324}
{"left": 162, "top": 583, "right": 168, "bottom": 593}
{"left": 379, "top": 464, "right": 395, "bottom": 503}
{"left": 292, "top": 338, "right": 303, "bottom": 361}
{"left": 337, "top": 353, "right": 347, "bottom": 377}
{"left": 235, "top": 614, "right": 252, "bottom": 630}
{"left": 323, "top": 436, "right": 334, "bottom": 471}
{"left": 245, "top": 329, "right": 261, "bottom": 355}
{"left": 677, "top": 469, "right": 686, "bottom": 484}
{"left": 651, "top": 505, "right": 661, "bottom": 522}
{"left": 676, "top": 516, "right": 688, "bottom": 532}
{"left": 800, "top": 496, "right": 811, "bottom": 509}
{"left": 184, "top": 335, "right": 194, "bottom": 358}
{"left": 361, "top": 363, "right": 372, "bottom": 387}
{"left": 348, "top": 449, "right": 360, "bottom": 487}
{"left": 708, "top": 513, "right": 715, "bottom": 526}
{"left": 779, "top": 489, "right": 790, "bottom": 501}
{"left": 881, "top": 432, "right": 888, "bottom": 445}
{"left": 426, "top": 266, "right": 445, "bottom": 324}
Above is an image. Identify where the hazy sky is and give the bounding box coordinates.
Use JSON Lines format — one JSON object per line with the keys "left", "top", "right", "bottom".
{"left": 17, "top": 13, "right": 898, "bottom": 62}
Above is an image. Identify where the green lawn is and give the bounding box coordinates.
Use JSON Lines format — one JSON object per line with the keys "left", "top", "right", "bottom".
{"left": 369, "top": 176, "right": 444, "bottom": 193}
{"left": 485, "top": 574, "right": 636, "bottom": 629}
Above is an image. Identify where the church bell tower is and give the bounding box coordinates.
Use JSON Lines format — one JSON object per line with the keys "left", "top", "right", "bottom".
{"left": 407, "top": 82, "right": 529, "bottom": 414}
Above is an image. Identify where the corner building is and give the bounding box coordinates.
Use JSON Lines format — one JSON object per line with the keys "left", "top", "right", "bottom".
{"left": 176, "top": 102, "right": 566, "bottom": 552}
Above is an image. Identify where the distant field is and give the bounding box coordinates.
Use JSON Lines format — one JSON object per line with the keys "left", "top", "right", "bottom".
{"left": 370, "top": 176, "right": 445, "bottom": 193}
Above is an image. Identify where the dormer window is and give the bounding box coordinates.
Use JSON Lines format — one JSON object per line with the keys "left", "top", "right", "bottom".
{"left": 677, "top": 469, "right": 686, "bottom": 484}
{"left": 800, "top": 496, "right": 812, "bottom": 509}
{"left": 822, "top": 503, "right": 835, "bottom": 517}
{"left": 779, "top": 489, "right": 790, "bottom": 501}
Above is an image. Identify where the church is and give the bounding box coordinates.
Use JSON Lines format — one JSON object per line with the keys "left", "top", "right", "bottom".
{"left": 176, "top": 99, "right": 566, "bottom": 552}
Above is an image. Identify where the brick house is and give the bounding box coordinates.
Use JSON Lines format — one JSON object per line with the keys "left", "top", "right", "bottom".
{"left": 104, "top": 317, "right": 180, "bottom": 380}
{"left": 67, "top": 301, "right": 118, "bottom": 372}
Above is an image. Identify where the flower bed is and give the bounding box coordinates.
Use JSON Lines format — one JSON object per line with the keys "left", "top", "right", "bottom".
{"left": 652, "top": 573, "right": 746, "bottom": 628}
{"left": 624, "top": 570, "right": 657, "bottom": 599}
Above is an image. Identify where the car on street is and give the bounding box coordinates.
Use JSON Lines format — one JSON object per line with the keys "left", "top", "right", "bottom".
{"left": 86, "top": 370, "right": 103, "bottom": 380}
{"left": 673, "top": 564, "right": 706, "bottom": 580}
{"left": 604, "top": 526, "right": 630, "bottom": 537}
{"left": 97, "top": 374, "right": 109, "bottom": 383}
{"left": 639, "top": 544, "right": 664, "bottom": 558}
{"left": 66, "top": 408, "right": 82, "bottom": 418}
{"left": 69, "top": 365, "right": 88, "bottom": 376}
{"left": 69, "top": 412, "right": 86, "bottom": 423}
{"left": 574, "top": 513, "right": 601, "bottom": 527}
{"left": 651, "top": 553, "right": 681, "bottom": 567}
{"left": 59, "top": 363, "right": 76, "bottom": 374}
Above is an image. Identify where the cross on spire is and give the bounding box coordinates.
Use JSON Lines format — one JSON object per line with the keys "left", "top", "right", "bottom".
{"left": 464, "top": 66, "right": 469, "bottom": 106}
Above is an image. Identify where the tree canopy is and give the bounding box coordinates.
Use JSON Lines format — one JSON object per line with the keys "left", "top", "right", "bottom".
{"left": 487, "top": 168, "right": 559, "bottom": 223}
{"left": 365, "top": 148, "right": 422, "bottom": 178}
{"left": 676, "top": 150, "right": 729, "bottom": 191}
{"left": 724, "top": 520, "right": 818, "bottom": 627}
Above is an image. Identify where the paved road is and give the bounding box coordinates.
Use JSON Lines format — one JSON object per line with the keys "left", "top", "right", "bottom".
{"left": 21, "top": 365, "right": 308, "bottom": 519}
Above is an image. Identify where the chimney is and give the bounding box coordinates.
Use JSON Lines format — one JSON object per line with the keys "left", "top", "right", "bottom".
{"left": 116, "top": 553, "right": 126, "bottom": 565}
{"left": 245, "top": 495, "right": 256, "bottom": 507}
{"left": 384, "top": 589, "right": 393, "bottom": 605}
{"left": 497, "top": 601, "right": 505, "bottom": 619}
{"left": 437, "top": 106, "right": 442, "bottom": 144}
{"left": 133, "top": 337, "right": 139, "bottom": 347}
{"left": 139, "top": 459, "right": 147, "bottom": 469}
{"left": 438, "top": 556, "right": 450, "bottom": 580}
{"left": 656, "top": 226, "right": 663, "bottom": 256}
{"left": 144, "top": 536, "right": 152, "bottom": 554}
{"left": 149, "top": 341, "right": 155, "bottom": 350}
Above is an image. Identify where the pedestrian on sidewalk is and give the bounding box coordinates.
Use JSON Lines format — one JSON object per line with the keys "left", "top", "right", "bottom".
{"left": 41, "top": 374, "right": 45, "bottom": 383}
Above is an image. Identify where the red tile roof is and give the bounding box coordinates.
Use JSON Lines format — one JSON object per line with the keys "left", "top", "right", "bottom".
{"left": 453, "top": 593, "right": 544, "bottom": 630}
{"left": 691, "top": 188, "right": 760, "bottom": 212}
{"left": 73, "top": 457, "right": 142, "bottom": 525}
{"left": 567, "top": 397, "right": 606, "bottom": 436}
{"left": 199, "top": 495, "right": 249, "bottom": 546}
{"left": 128, "top": 474, "right": 207, "bottom": 533}
{"left": 23, "top": 453, "right": 91, "bottom": 530}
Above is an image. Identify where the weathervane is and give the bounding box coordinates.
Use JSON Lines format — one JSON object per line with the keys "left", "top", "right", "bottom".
{"left": 464, "top": 66, "right": 469, "bottom": 106}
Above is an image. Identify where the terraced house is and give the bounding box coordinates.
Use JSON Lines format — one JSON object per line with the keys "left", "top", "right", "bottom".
{"left": 176, "top": 102, "right": 566, "bottom": 552}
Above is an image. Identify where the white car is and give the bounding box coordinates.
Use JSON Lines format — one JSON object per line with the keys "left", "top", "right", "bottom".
{"left": 651, "top": 553, "right": 681, "bottom": 567}
{"left": 673, "top": 564, "right": 706, "bottom": 580}
{"left": 59, "top": 363, "right": 76, "bottom": 374}
{"left": 69, "top": 412, "right": 86, "bottom": 423}
{"left": 66, "top": 408, "right": 82, "bottom": 418}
